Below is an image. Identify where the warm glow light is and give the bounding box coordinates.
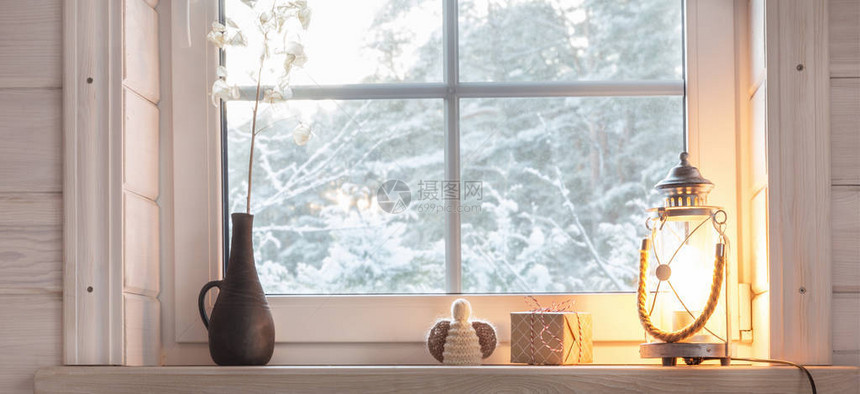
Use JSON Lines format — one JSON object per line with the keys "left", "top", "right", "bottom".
{"left": 669, "top": 246, "right": 710, "bottom": 312}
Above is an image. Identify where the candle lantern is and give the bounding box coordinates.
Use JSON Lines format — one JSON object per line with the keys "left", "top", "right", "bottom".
{"left": 637, "top": 152, "right": 732, "bottom": 366}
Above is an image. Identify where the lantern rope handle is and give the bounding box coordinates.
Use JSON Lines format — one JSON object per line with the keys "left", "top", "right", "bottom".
{"left": 636, "top": 238, "right": 726, "bottom": 343}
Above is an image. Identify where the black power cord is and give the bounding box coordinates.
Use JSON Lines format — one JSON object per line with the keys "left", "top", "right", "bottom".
{"left": 731, "top": 357, "right": 817, "bottom": 394}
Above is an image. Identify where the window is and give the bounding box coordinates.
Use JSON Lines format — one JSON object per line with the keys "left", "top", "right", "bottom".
{"left": 168, "top": 0, "right": 741, "bottom": 364}
{"left": 220, "top": 0, "right": 685, "bottom": 295}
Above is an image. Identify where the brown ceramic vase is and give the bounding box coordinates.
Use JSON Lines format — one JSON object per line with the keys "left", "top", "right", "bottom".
{"left": 198, "top": 213, "right": 275, "bottom": 365}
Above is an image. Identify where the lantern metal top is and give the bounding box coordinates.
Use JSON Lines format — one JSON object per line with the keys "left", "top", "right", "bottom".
{"left": 654, "top": 152, "right": 714, "bottom": 208}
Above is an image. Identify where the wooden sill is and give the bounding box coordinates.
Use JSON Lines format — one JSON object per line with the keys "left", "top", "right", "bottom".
{"left": 36, "top": 365, "right": 859, "bottom": 393}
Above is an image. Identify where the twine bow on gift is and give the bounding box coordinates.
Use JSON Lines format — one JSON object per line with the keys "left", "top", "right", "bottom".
{"left": 524, "top": 296, "right": 584, "bottom": 364}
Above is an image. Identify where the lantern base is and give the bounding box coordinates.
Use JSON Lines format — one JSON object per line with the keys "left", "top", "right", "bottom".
{"left": 639, "top": 342, "right": 731, "bottom": 366}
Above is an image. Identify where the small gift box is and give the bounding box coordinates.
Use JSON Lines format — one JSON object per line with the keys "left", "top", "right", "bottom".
{"left": 510, "top": 311, "right": 593, "bottom": 365}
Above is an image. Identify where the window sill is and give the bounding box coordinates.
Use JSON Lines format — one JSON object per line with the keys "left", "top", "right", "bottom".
{"left": 36, "top": 365, "right": 859, "bottom": 393}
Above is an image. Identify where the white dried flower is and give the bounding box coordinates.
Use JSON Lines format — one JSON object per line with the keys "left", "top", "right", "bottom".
{"left": 216, "top": 65, "right": 228, "bottom": 78}
{"left": 206, "top": 29, "right": 227, "bottom": 48}
{"left": 263, "top": 85, "right": 294, "bottom": 104}
{"left": 211, "top": 21, "right": 227, "bottom": 32}
{"left": 276, "top": 15, "right": 289, "bottom": 32}
{"left": 227, "top": 30, "right": 247, "bottom": 46}
{"left": 259, "top": 11, "right": 271, "bottom": 25}
{"left": 292, "top": 123, "right": 312, "bottom": 146}
{"left": 262, "top": 89, "right": 284, "bottom": 104}
{"left": 207, "top": 21, "right": 246, "bottom": 48}
{"left": 284, "top": 41, "right": 308, "bottom": 70}
{"left": 297, "top": 7, "right": 312, "bottom": 30}
{"left": 210, "top": 79, "right": 239, "bottom": 106}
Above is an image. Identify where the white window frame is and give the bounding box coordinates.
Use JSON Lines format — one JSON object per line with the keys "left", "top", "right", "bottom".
{"left": 162, "top": 0, "right": 744, "bottom": 364}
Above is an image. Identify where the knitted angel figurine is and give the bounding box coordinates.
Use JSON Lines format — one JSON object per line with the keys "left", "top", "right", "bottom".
{"left": 427, "top": 299, "right": 497, "bottom": 365}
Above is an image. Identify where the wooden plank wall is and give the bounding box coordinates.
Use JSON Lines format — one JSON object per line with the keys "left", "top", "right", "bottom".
{"left": 122, "top": 0, "right": 161, "bottom": 366}
{"left": 829, "top": 0, "right": 860, "bottom": 366}
{"left": 0, "top": 0, "right": 63, "bottom": 392}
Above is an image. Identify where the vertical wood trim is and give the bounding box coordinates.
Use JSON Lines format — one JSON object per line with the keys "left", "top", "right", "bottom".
{"left": 123, "top": 0, "right": 160, "bottom": 103}
{"left": 63, "top": 0, "right": 125, "bottom": 365}
{"left": 745, "top": 0, "right": 770, "bottom": 359}
{"left": 121, "top": 0, "right": 162, "bottom": 365}
{"left": 62, "top": 0, "right": 78, "bottom": 364}
{"left": 765, "top": 0, "right": 833, "bottom": 364}
{"left": 750, "top": 188, "right": 769, "bottom": 293}
{"left": 110, "top": 0, "right": 128, "bottom": 367}
{"left": 169, "top": 0, "right": 223, "bottom": 344}
{"left": 686, "top": 0, "right": 742, "bottom": 342}
{"left": 123, "top": 293, "right": 161, "bottom": 366}
{"left": 123, "top": 192, "right": 160, "bottom": 297}
{"left": 123, "top": 88, "right": 160, "bottom": 199}
{"left": 750, "top": 0, "right": 765, "bottom": 89}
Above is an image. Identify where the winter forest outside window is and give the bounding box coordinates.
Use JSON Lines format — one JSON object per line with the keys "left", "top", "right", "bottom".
{"left": 219, "top": 0, "right": 685, "bottom": 295}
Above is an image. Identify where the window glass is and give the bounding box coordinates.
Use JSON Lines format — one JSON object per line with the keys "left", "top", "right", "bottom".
{"left": 226, "top": 99, "right": 446, "bottom": 294}
{"left": 460, "top": 96, "right": 683, "bottom": 292}
{"left": 221, "top": 0, "right": 683, "bottom": 294}
{"left": 224, "top": 0, "right": 443, "bottom": 86}
{"left": 459, "top": 0, "right": 683, "bottom": 82}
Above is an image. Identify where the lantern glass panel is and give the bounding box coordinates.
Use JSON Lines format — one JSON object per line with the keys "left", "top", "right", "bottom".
{"left": 647, "top": 211, "right": 727, "bottom": 343}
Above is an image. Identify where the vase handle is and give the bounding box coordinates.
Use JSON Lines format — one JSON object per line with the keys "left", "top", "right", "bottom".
{"left": 198, "top": 280, "right": 222, "bottom": 330}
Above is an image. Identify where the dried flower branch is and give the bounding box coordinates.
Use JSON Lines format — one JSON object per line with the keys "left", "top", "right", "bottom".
{"left": 208, "top": 0, "right": 312, "bottom": 214}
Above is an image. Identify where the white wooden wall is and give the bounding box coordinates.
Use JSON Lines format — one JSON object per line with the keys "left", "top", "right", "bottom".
{"left": 829, "top": 0, "right": 860, "bottom": 367}
{"left": 122, "top": 0, "right": 161, "bottom": 366}
{"left": 0, "top": 1, "right": 849, "bottom": 388}
{"left": 0, "top": 0, "right": 161, "bottom": 386}
{"left": 0, "top": 0, "right": 63, "bottom": 392}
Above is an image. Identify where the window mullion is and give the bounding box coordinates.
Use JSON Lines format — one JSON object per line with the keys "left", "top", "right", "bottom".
{"left": 443, "top": 0, "right": 461, "bottom": 293}
{"left": 231, "top": 81, "right": 685, "bottom": 102}
{"left": 456, "top": 80, "right": 685, "bottom": 97}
